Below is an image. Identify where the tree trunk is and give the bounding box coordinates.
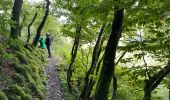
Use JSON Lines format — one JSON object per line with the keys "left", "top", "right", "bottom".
{"left": 19, "top": 14, "right": 26, "bottom": 37}
{"left": 32, "top": 0, "right": 50, "bottom": 46}
{"left": 10, "top": 0, "right": 23, "bottom": 39}
{"left": 143, "top": 80, "right": 152, "bottom": 100}
{"left": 112, "top": 73, "right": 117, "bottom": 100}
{"left": 67, "top": 25, "right": 81, "bottom": 92}
{"left": 27, "top": 12, "right": 37, "bottom": 43}
{"left": 80, "top": 24, "right": 106, "bottom": 100}
{"left": 112, "top": 51, "right": 126, "bottom": 100}
{"left": 142, "top": 61, "right": 170, "bottom": 100}
{"left": 169, "top": 88, "right": 170, "bottom": 100}
{"left": 94, "top": 8, "right": 124, "bottom": 100}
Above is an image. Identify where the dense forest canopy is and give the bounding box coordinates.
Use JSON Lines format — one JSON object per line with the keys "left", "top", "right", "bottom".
{"left": 0, "top": 0, "right": 170, "bottom": 100}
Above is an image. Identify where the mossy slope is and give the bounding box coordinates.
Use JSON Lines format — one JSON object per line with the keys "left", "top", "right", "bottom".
{"left": 0, "top": 38, "right": 46, "bottom": 100}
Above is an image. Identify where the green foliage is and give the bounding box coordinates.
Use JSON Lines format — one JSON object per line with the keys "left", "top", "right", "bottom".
{"left": 0, "top": 37, "right": 46, "bottom": 99}
{"left": 13, "top": 73, "right": 26, "bottom": 86}
{"left": 10, "top": 84, "right": 26, "bottom": 97}
{"left": 0, "top": 91, "right": 8, "bottom": 100}
{"left": 0, "top": 0, "right": 170, "bottom": 99}
{"left": 0, "top": 0, "right": 12, "bottom": 34}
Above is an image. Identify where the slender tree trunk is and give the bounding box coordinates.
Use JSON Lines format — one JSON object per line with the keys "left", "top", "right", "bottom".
{"left": 10, "top": 0, "right": 23, "bottom": 39}
{"left": 112, "top": 51, "right": 126, "bottom": 100}
{"left": 67, "top": 25, "right": 81, "bottom": 91}
{"left": 19, "top": 14, "right": 26, "bottom": 37}
{"left": 94, "top": 8, "right": 124, "bottom": 100}
{"left": 87, "top": 54, "right": 104, "bottom": 100}
{"left": 80, "top": 24, "right": 106, "bottom": 100}
{"left": 27, "top": 12, "right": 37, "bottom": 43}
{"left": 32, "top": 0, "right": 50, "bottom": 46}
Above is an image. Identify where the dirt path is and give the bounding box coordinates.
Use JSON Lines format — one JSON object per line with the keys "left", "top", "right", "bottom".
{"left": 45, "top": 57, "right": 64, "bottom": 100}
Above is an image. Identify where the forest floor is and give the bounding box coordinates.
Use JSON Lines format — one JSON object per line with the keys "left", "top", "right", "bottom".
{"left": 45, "top": 57, "right": 65, "bottom": 100}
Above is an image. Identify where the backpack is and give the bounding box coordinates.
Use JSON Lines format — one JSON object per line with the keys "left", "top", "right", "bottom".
{"left": 45, "top": 37, "right": 53, "bottom": 46}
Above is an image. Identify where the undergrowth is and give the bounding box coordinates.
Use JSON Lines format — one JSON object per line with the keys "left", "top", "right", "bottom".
{"left": 54, "top": 37, "right": 85, "bottom": 100}
{"left": 0, "top": 38, "right": 47, "bottom": 100}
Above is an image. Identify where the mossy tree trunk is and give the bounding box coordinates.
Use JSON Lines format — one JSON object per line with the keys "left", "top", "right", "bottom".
{"left": 94, "top": 8, "right": 124, "bottom": 100}
{"left": 67, "top": 25, "right": 81, "bottom": 91}
{"left": 32, "top": 0, "right": 50, "bottom": 46}
{"left": 10, "top": 0, "right": 23, "bottom": 39}
{"left": 143, "top": 61, "right": 170, "bottom": 100}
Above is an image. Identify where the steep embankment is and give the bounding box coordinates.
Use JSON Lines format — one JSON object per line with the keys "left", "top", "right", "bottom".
{"left": 0, "top": 38, "right": 46, "bottom": 100}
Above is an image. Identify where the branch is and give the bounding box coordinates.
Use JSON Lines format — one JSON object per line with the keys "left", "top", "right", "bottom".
{"left": 138, "top": 30, "right": 151, "bottom": 79}
{"left": 27, "top": 12, "right": 37, "bottom": 43}
{"left": 95, "top": 55, "right": 104, "bottom": 75}
{"left": 151, "top": 61, "right": 170, "bottom": 91}
{"left": 19, "top": 14, "right": 26, "bottom": 37}
{"left": 142, "top": 54, "right": 151, "bottom": 79}
{"left": 115, "top": 51, "right": 127, "bottom": 66}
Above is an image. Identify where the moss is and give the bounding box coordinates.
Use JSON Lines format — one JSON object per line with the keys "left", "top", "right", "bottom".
{"left": 0, "top": 91, "right": 8, "bottom": 100}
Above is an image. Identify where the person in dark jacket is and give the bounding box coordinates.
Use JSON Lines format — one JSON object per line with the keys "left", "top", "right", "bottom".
{"left": 45, "top": 32, "right": 53, "bottom": 58}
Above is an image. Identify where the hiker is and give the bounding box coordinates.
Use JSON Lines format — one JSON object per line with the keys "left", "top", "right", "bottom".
{"left": 45, "top": 32, "right": 53, "bottom": 58}
{"left": 39, "top": 36, "right": 46, "bottom": 49}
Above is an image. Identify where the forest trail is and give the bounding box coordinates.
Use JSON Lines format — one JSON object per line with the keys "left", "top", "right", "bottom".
{"left": 45, "top": 57, "right": 64, "bottom": 100}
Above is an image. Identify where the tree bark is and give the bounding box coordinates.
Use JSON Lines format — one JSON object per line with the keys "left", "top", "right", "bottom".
{"left": 143, "top": 80, "right": 152, "bottom": 100}
{"left": 112, "top": 73, "right": 117, "bottom": 100}
{"left": 10, "top": 0, "right": 23, "bottom": 39}
{"left": 67, "top": 25, "right": 81, "bottom": 92}
{"left": 94, "top": 8, "right": 124, "bottom": 100}
{"left": 169, "top": 88, "right": 170, "bottom": 100}
{"left": 27, "top": 12, "right": 37, "bottom": 43}
{"left": 143, "top": 61, "right": 170, "bottom": 100}
{"left": 80, "top": 24, "right": 106, "bottom": 100}
{"left": 32, "top": 0, "right": 50, "bottom": 46}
